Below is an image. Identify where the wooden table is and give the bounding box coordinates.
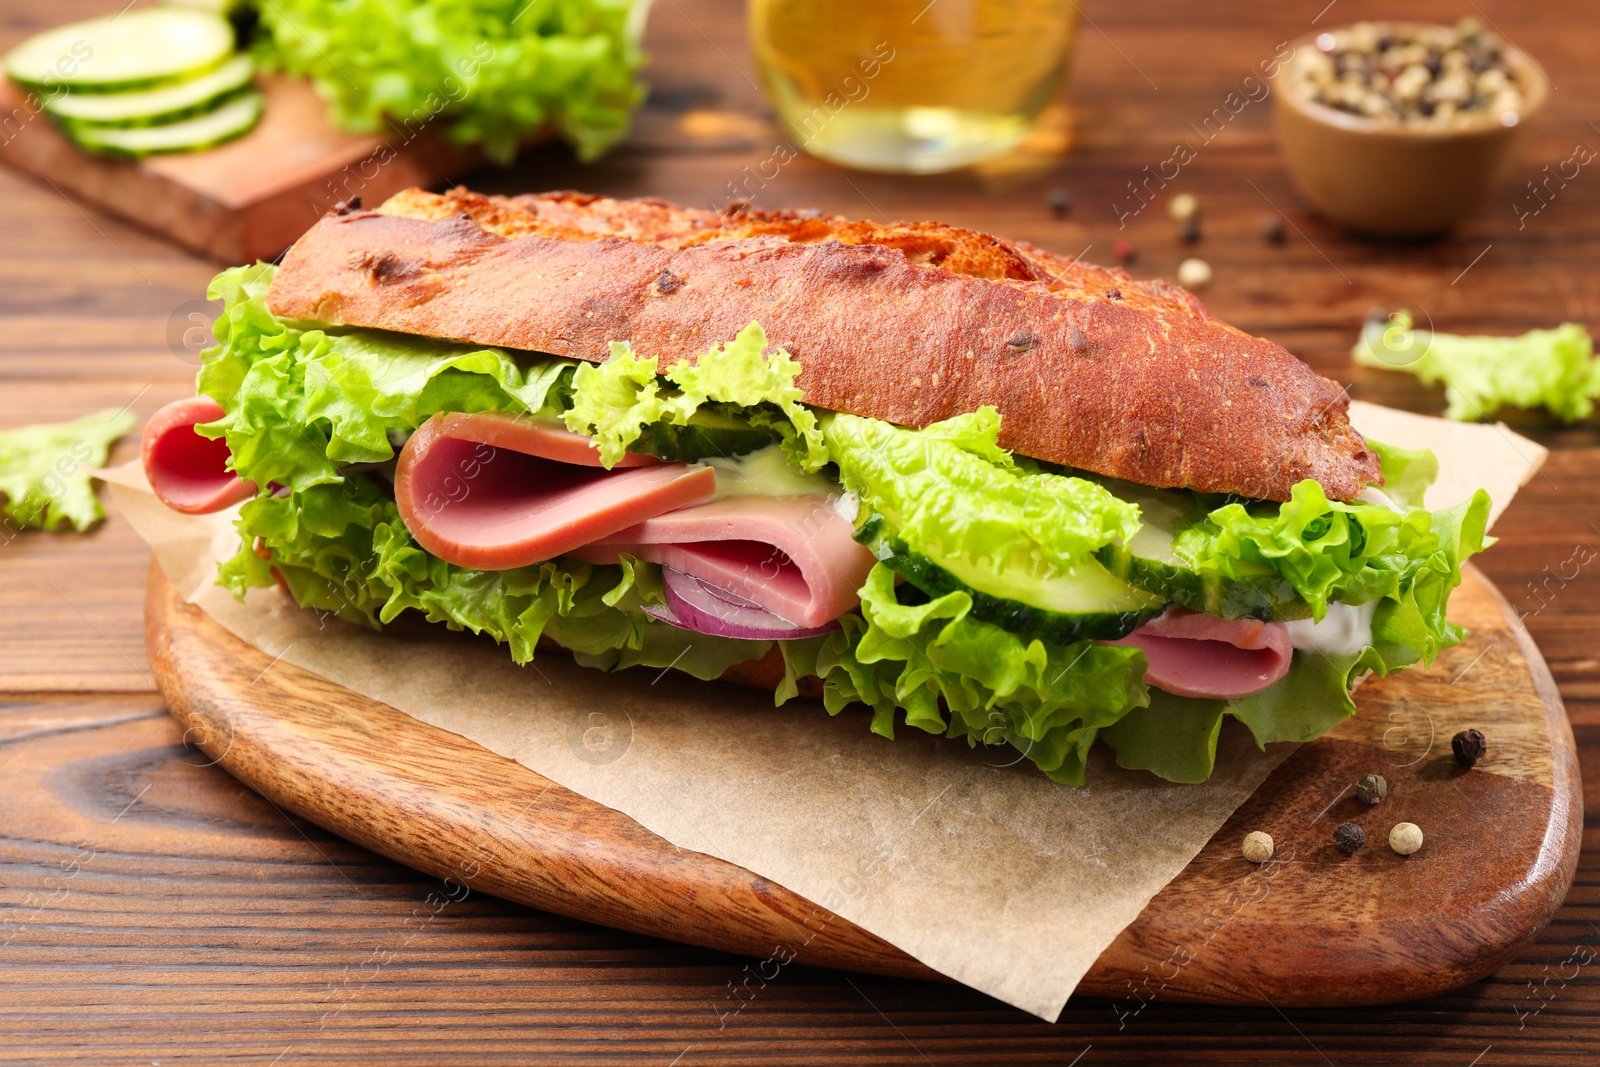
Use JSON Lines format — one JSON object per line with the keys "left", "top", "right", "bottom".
{"left": 3, "top": 0, "right": 1598, "bottom": 1062}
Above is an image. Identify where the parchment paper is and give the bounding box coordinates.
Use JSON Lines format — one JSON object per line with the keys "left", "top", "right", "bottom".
{"left": 101, "top": 405, "right": 1542, "bottom": 1020}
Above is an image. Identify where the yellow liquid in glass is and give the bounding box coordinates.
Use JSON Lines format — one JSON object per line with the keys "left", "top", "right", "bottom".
{"left": 749, "top": 0, "right": 1079, "bottom": 172}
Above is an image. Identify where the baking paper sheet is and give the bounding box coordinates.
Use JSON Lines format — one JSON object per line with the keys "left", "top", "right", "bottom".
{"left": 101, "top": 405, "right": 1542, "bottom": 1020}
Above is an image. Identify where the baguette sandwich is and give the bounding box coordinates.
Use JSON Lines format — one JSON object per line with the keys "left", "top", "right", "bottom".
{"left": 140, "top": 188, "right": 1492, "bottom": 784}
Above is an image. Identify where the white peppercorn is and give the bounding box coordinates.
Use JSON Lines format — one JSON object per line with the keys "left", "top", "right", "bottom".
{"left": 1177, "top": 258, "right": 1212, "bottom": 289}
{"left": 1389, "top": 822, "right": 1424, "bottom": 855}
{"left": 1242, "top": 830, "right": 1274, "bottom": 864}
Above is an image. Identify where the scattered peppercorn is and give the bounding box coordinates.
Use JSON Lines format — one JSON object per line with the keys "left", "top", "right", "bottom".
{"left": 1104, "top": 288, "right": 1122, "bottom": 300}
{"left": 1260, "top": 214, "right": 1287, "bottom": 244}
{"left": 1048, "top": 188, "right": 1071, "bottom": 216}
{"left": 1389, "top": 822, "right": 1424, "bottom": 856}
{"left": 1242, "top": 830, "right": 1274, "bottom": 864}
{"left": 1177, "top": 257, "right": 1212, "bottom": 289}
{"left": 1168, "top": 192, "right": 1199, "bottom": 221}
{"left": 1113, "top": 238, "right": 1135, "bottom": 262}
{"left": 1452, "top": 728, "right": 1487, "bottom": 767}
{"left": 1356, "top": 773, "right": 1388, "bottom": 806}
{"left": 1179, "top": 214, "right": 1202, "bottom": 244}
{"left": 1333, "top": 821, "right": 1366, "bottom": 854}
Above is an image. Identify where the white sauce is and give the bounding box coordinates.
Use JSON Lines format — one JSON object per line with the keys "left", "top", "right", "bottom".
{"left": 1285, "top": 600, "right": 1378, "bottom": 656}
{"left": 704, "top": 445, "right": 837, "bottom": 499}
{"left": 1357, "top": 486, "right": 1405, "bottom": 513}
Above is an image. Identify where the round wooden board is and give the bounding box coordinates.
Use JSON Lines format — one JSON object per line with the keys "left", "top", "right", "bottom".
{"left": 146, "top": 561, "right": 1581, "bottom": 1007}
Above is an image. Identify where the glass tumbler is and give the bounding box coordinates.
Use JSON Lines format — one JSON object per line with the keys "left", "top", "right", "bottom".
{"left": 749, "top": 0, "right": 1080, "bottom": 173}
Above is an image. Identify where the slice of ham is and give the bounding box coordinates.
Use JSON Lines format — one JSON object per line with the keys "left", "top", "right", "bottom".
{"left": 141, "top": 396, "right": 255, "bottom": 514}
{"left": 571, "top": 496, "right": 875, "bottom": 629}
{"left": 394, "top": 411, "right": 715, "bottom": 570}
{"left": 420, "top": 411, "right": 657, "bottom": 468}
{"left": 1109, "top": 607, "right": 1293, "bottom": 700}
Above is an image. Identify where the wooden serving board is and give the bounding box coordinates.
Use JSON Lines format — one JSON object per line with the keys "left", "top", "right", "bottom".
{"left": 145, "top": 560, "right": 1582, "bottom": 1007}
{"left": 0, "top": 74, "right": 478, "bottom": 263}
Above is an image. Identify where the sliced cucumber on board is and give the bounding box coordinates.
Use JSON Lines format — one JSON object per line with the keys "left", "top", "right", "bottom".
{"left": 67, "top": 89, "right": 262, "bottom": 158}
{"left": 45, "top": 54, "right": 254, "bottom": 127}
{"left": 857, "top": 517, "right": 1164, "bottom": 645}
{"left": 1092, "top": 478, "right": 1309, "bottom": 622}
{"left": 4, "top": 9, "right": 235, "bottom": 93}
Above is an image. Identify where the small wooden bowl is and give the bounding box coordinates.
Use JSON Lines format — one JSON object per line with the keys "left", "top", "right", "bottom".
{"left": 1274, "top": 25, "right": 1550, "bottom": 237}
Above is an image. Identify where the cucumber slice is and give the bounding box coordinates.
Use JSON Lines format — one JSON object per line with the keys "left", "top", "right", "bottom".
{"left": 1093, "top": 479, "right": 1309, "bottom": 622}
{"left": 46, "top": 55, "right": 253, "bottom": 127}
{"left": 858, "top": 517, "right": 1164, "bottom": 644}
{"left": 5, "top": 9, "right": 235, "bottom": 93}
{"left": 629, "top": 410, "right": 781, "bottom": 462}
{"left": 66, "top": 89, "right": 262, "bottom": 158}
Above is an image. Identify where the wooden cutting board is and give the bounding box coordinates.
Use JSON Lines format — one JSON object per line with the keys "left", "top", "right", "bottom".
{"left": 144, "top": 560, "right": 1581, "bottom": 1007}
{"left": 0, "top": 74, "right": 478, "bottom": 263}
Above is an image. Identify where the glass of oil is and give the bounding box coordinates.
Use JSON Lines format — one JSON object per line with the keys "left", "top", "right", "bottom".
{"left": 749, "top": 0, "right": 1080, "bottom": 173}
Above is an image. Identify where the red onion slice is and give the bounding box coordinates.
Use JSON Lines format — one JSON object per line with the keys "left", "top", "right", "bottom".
{"left": 646, "top": 567, "right": 841, "bottom": 641}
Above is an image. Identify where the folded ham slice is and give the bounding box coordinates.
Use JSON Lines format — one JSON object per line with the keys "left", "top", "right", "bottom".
{"left": 141, "top": 397, "right": 255, "bottom": 514}
{"left": 1109, "top": 608, "right": 1292, "bottom": 700}
{"left": 394, "top": 412, "right": 716, "bottom": 570}
{"left": 571, "top": 496, "right": 875, "bottom": 629}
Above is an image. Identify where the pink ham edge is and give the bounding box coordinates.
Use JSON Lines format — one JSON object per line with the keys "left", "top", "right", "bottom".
{"left": 394, "top": 412, "right": 716, "bottom": 570}
{"left": 571, "top": 496, "right": 876, "bottom": 629}
{"left": 1108, "top": 607, "right": 1293, "bottom": 700}
{"left": 141, "top": 396, "right": 256, "bottom": 514}
{"left": 425, "top": 411, "right": 658, "bottom": 468}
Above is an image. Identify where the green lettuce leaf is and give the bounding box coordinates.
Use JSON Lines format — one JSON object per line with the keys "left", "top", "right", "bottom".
{"left": 824, "top": 408, "right": 1141, "bottom": 581}
{"left": 198, "top": 263, "right": 573, "bottom": 492}
{"left": 779, "top": 564, "right": 1150, "bottom": 785}
{"left": 0, "top": 408, "right": 133, "bottom": 533}
{"left": 562, "top": 322, "right": 827, "bottom": 469}
{"left": 1353, "top": 311, "right": 1600, "bottom": 423}
{"left": 1173, "top": 450, "right": 1491, "bottom": 625}
{"left": 1366, "top": 439, "right": 1437, "bottom": 510}
{"left": 254, "top": 0, "right": 648, "bottom": 163}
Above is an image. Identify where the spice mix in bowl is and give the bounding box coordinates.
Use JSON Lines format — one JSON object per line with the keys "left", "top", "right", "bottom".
{"left": 1275, "top": 19, "right": 1550, "bottom": 237}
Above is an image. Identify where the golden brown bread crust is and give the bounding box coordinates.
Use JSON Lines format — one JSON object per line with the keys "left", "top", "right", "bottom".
{"left": 266, "top": 188, "right": 1380, "bottom": 501}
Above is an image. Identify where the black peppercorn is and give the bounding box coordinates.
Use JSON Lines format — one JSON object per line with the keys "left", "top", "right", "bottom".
{"left": 1333, "top": 821, "right": 1365, "bottom": 854}
{"left": 1179, "top": 214, "right": 1201, "bottom": 244}
{"left": 1048, "top": 188, "right": 1071, "bottom": 216}
{"left": 1260, "top": 214, "right": 1286, "bottom": 245}
{"left": 1453, "top": 728, "right": 1487, "bottom": 767}
{"left": 1356, "top": 773, "right": 1388, "bottom": 805}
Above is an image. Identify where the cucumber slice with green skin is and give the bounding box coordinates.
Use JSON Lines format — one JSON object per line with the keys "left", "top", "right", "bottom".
{"left": 45, "top": 55, "right": 253, "bottom": 127}
{"left": 66, "top": 89, "right": 262, "bottom": 158}
{"left": 857, "top": 516, "right": 1165, "bottom": 645}
{"left": 628, "top": 411, "right": 780, "bottom": 463}
{"left": 1092, "top": 478, "right": 1310, "bottom": 622}
{"left": 4, "top": 9, "right": 236, "bottom": 94}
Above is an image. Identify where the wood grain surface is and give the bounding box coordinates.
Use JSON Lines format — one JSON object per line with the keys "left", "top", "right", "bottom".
{"left": 0, "top": 73, "right": 479, "bottom": 263}
{"left": 144, "top": 557, "right": 1582, "bottom": 1008}
{"left": 4, "top": 0, "right": 1600, "bottom": 1062}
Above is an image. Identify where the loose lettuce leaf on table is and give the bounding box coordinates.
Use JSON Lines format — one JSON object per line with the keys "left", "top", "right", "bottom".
{"left": 1353, "top": 311, "right": 1600, "bottom": 423}
{"left": 0, "top": 408, "right": 134, "bottom": 533}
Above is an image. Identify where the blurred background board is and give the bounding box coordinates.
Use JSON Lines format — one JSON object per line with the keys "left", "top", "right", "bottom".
{"left": 0, "top": 74, "right": 479, "bottom": 262}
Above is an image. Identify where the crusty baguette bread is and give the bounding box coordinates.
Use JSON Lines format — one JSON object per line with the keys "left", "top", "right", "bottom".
{"left": 266, "top": 188, "right": 1381, "bottom": 502}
